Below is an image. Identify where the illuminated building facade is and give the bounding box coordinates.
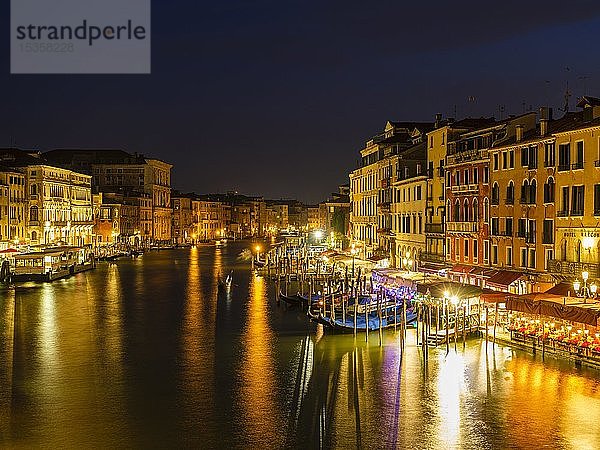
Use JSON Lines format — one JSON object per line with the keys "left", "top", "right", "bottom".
{"left": 0, "top": 165, "right": 27, "bottom": 249}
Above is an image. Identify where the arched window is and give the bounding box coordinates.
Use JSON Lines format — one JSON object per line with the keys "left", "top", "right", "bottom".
{"left": 472, "top": 198, "right": 479, "bottom": 221}
{"left": 544, "top": 177, "right": 555, "bottom": 203}
{"left": 492, "top": 182, "right": 500, "bottom": 204}
{"left": 31, "top": 231, "right": 37, "bottom": 241}
{"left": 463, "top": 199, "right": 470, "bottom": 222}
{"left": 529, "top": 179, "right": 537, "bottom": 204}
{"left": 29, "top": 206, "right": 38, "bottom": 222}
{"left": 454, "top": 199, "right": 460, "bottom": 222}
{"left": 506, "top": 181, "right": 514, "bottom": 204}
{"left": 484, "top": 198, "right": 489, "bottom": 222}
{"left": 521, "top": 180, "right": 529, "bottom": 203}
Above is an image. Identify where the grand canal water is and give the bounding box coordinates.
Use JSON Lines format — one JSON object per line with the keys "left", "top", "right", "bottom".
{"left": 2, "top": 242, "right": 600, "bottom": 449}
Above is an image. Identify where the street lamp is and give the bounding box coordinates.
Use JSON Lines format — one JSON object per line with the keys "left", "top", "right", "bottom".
{"left": 573, "top": 270, "right": 597, "bottom": 303}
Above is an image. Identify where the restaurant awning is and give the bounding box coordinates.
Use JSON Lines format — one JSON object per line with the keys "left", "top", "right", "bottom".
{"left": 419, "top": 262, "right": 448, "bottom": 274}
{"left": 505, "top": 294, "right": 600, "bottom": 326}
{"left": 416, "top": 280, "right": 483, "bottom": 299}
{"left": 450, "top": 264, "right": 474, "bottom": 274}
{"left": 486, "top": 270, "right": 524, "bottom": 288}
{"left": 545, "top": 281, "right": 576, "bottom": 297}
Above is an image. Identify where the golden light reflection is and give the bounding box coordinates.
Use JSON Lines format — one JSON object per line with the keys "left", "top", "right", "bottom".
{"left": 239, "top": 274, "right": 282, "bottom": 446}
{"left": 178, "top": 246, "right": 217, "bottom": 442}
{"left": 437, "top": 351, "right": 464, "bottom": 448}
{"left": 0, "top": 289, "right": 16, "bottom": 437}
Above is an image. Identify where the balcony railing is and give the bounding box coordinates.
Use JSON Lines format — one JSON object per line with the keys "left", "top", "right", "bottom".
{"left": 572, "top": 161, "right": 584, "bottom": 170}
{"left": 548, "top": 260, "right": 600, "bottom": 278}
{"left": 446, "top": 221, "right": 478, "bottom": 233}
{"left": 558, "top": 164, "right": 571, "bottom": 172}
{"left": 542, "top": 234, "right": 554, "bottom": 245}
{"left": 451, "top": 184, "right": 479, "bottom": 195}
{"left": 420, "top": 252, "right": 447, "bottom": 264}
{"left": 571, "top": 209, "right": 584, "bottom": 217}
{"left": 425, "top": 223, "right": 444, "bottom": 234}
{"left": 557, "top": 210, "right": 569, "bottom": 217}
{"left": 505, "top": 197, "right": 514, "bottom": 205}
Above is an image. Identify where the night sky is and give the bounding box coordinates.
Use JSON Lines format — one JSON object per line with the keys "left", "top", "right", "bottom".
{"left": 3, "top": 1, "right": 600, "bottom": 203}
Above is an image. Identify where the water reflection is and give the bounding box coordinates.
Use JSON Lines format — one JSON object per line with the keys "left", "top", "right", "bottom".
{"left": 2, "top": 246, "right": 600, "bottom": 448}
{"left": 238, "top": 273, "right": 283, "bottom": 447}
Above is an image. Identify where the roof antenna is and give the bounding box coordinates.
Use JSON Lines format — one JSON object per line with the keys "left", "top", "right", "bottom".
{"left": 563, "top": 66, "right": 571, "bottom": 113}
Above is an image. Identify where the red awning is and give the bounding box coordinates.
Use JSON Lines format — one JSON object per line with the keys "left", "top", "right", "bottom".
{"left": 486, "top": 270, "right": 524, "bottom": 288}
{"left": 545, "top": 282, "right": 576, "bottom": 297}
{"left": 0, "top": 248, "right": 19, "bottom": 254}
{"left": 450, "top": 264, "right": 474, "bottom": 274}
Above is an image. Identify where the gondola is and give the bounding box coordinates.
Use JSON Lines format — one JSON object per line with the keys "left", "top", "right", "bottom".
{"left": 278, "top": 291, "right": 305, "bottom": 306}
{"left": 218, "top": 270, "right": 233, "bottom": 290}
{"left": 309, "top": 303, "right": 417, "bottom": 333}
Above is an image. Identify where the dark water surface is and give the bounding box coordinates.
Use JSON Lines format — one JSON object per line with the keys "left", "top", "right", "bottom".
{"left": 2, "top": 243, "right": 600, "bottom": 449}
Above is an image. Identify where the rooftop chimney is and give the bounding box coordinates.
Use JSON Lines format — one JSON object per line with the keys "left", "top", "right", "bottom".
{"left": 516, "top": 125, "right": 523, "bottom": 142}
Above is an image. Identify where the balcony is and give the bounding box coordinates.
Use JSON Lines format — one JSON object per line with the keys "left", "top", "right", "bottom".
{"left": 525, "top": 233, "right": 536, "bottom": 244}
{"left": 425, "top": 223, "right": 444, "bottom": 234}
{"left": 420, "top": 252, "right": 446, "bottom": 264}
{"left": 378, "top": 202, "right": 391, "bottom": 213}
{"left": 450, "top": 184, "right": 479, "bottom": 195}
{"left": 542, "top": 234, "right": 554, "bottom": 245}
{"left": 447, "top": 149, "right": 488, "bottom": 165}
{"left": 558, "top": 164, "right": 571, "bottom": 172}
{"left": 446, "top": 221, "right": 478, "bottom": 233}
{"left": 572, "top": 161, "right": 584, "bottom": 170}
{"left": 548, "top": 260, "right": 600, "bottom": 279}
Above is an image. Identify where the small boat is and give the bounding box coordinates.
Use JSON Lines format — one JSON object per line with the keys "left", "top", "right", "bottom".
{"left": 218, "top": 270, "right": 233, "bottom": 290}
{"left": 312, "top": 309, "right": 417, "bottom": 333}
{"left": 278, "top": 291, "right": 305, "bottom": 306}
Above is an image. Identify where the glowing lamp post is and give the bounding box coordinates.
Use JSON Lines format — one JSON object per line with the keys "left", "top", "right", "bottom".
{"left": 402, "top": 251, "right": 414, "bottom": 272}
{"left": 573, "top": 270, "right": 597, "bottom": 304}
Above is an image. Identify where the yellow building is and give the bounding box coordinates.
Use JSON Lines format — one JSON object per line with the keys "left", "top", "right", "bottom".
{"left": 350, "top": 121, "right": 432, "bottom": 259}
{"left": 547, "top": 97, "right": 600, "bottom": 286}
{"left": 0, "top": 165, "right": 26, "bottom": 249}
{"left": 392, "top": 175, "right": 426, "bottom": 269}
{"left": 488, "top": 109, "right": 552, "bottom": 293}
{"left": 422, "top": 116, "right": 495, "bottom": 271}
{"left": 26, "top": 164, "right": 94, "bottom": 247}
{"left": 192, "top": 197, "right": 229, "bottom": 241}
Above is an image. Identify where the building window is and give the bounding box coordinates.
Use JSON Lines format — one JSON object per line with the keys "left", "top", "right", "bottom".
{"left": 484, "top": 240, "right": 489, "bottom": 263}
{"left": 558, "top": 143, "right": 570, "bottom": 171}
{"left": 502, "top": 151, "right": 508, "bottom": 169}
{"left": 517, "top": 218, "right": 526, "bottom": 238}
{"left": 506, "top": 181, "right": 514, "bottom": 204}
{"left": 464, "top": 239, "right": 469, "bottom": 258}
{"left": 561, "top": 186, "right": 570, "bottom": 216}
{"left": 575, "top": 141, "right": 584, "bottom": 169}
{"left": 545, "top": 249, "right": 554, "bottom": 269}
{"left": 491, "top": 182, "right": 500, "bottom": 205}
{"left": 446, "top": 238, "right": 451, "bottom": 257}
{"left": 521, "top": 248, "right": 527, "bottom": 267}
{"left": 464, "top": 169, "right": 470, "bottom": 185}
{"left": 529, "top": 145, "right": 538, "bottom": 169}
{"left": 509, "top": 150, "right": 515, "bottom": 169}
{"left": 492, "top": 244, "right": 498, "bottom": 265}
{"left": 544, "top": 142, "right": 555, "bottom": 167}
{"left": 529, "top": 249, "right": 536, "bottom": 269}
{"left": 473, "top": 240, "right": 478, "bottom": 261}
{"left": 544, "top": 177, "right": 555, "bottom": 203}
{"left": 483, "top": 198, "right": 489, "bottom": 222}
{"left": 506, "top": 247, "right": 513, "bottom": 266}
{"left": 506, "top": 217, "right": 513, "bottom": 236}
{"left": 595, "top": 184, "right": 600, "bottom": 215}
{"left": 521, "top": 147, "right": 529, "bottom": 167}
{"left": 491, "top": 217, "right": 499, "bottom": 236}
{"left": 571, "top": 185, "right": 584, "bottom": 216}
{"left": 473, "top": 168, "right": 478, "bottom": 184}
{"left": 543, "top": 219, "right": 554, "bottom": 244}
{"left": 483, "top": 167, "right": 489, "bottom": 183}
{"left": 529, "top": 179, "right": 537, "bottom": 204}
{"left": 493, "top": 153, "right": 499, "bottom": 171}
